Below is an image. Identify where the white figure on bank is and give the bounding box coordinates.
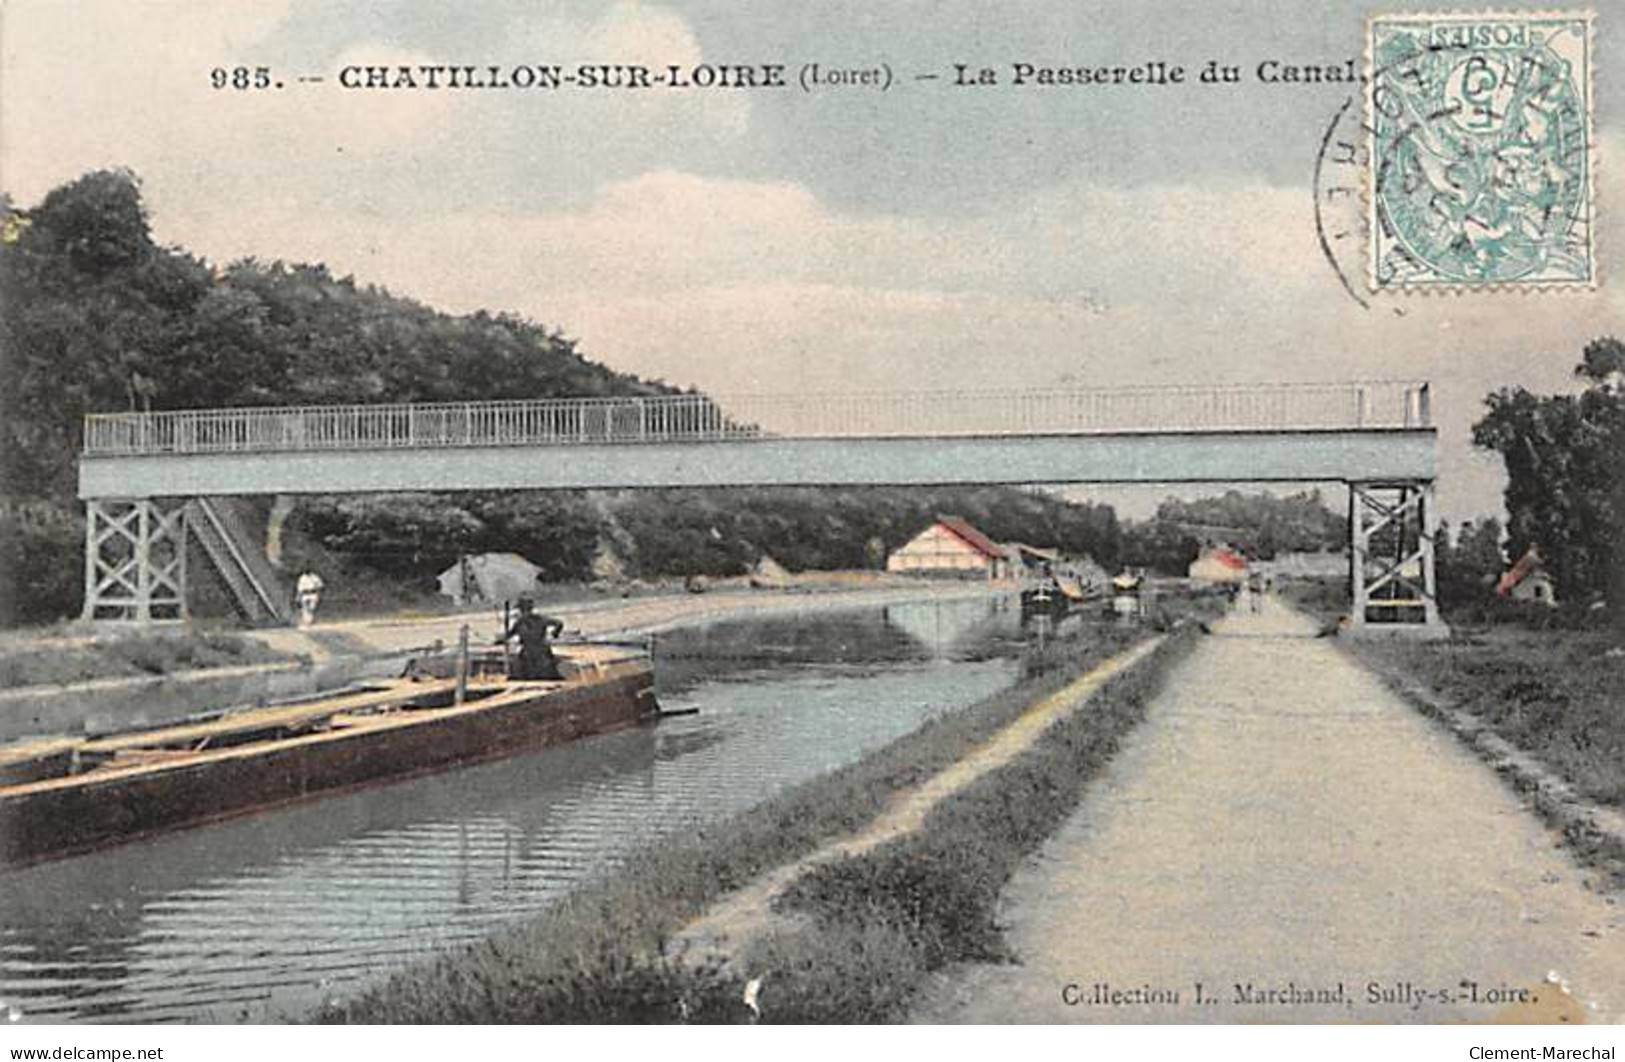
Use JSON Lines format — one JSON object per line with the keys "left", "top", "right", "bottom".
{"left": 295, "top": 570, "right": 325, "bottom": 628}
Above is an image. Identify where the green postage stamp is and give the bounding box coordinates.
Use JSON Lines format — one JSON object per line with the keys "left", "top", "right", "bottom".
{"left": 1367, "top": 11, "right": 1595, "bottom": 291}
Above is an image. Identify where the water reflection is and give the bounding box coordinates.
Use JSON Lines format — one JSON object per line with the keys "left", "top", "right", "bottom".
{"left": 650, "top": 595, "right": 1013, "bottom": 684}
{"left": 880, "top": 597, "right": 1016, "bottom": 659}
{"left": 1, "top": 596, "right": 1028, "bottom": 1023}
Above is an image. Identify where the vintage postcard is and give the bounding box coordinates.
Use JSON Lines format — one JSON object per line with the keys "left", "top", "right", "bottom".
{"left": 1, "top": 0, "right": 1622, "bottom": 1047}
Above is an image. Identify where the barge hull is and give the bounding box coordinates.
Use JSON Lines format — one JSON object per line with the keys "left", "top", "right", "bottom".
{"left": 0, "top": 665, "right": 654, "bottom": 865}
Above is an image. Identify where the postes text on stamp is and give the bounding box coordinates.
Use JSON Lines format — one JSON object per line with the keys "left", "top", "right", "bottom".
{"left": 1367, "top": 11, "right": 1594, "bottom": 292}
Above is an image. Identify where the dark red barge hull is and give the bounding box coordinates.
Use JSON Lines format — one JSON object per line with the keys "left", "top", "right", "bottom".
{"left": 0, "top": 661, "right": 656, "bottom": 866}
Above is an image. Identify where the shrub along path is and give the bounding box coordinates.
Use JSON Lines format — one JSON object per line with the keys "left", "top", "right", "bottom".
{"left": 911, "top": 596, "right": 1625, "bottom": 1024}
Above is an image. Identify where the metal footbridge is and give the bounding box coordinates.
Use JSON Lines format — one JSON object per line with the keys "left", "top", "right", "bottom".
{"left": 76, "top": 381, "right": 1442, "bottom": 631}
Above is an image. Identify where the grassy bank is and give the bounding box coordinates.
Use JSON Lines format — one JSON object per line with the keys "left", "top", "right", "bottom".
{"left": 1357, "top": 631, "right": 1625, "bottom": 808}
{"left": 1279, "top": 577, "right": 1625, "bottom": 884}
{"left": 0, "top": 629, "right": 293, "bottom": 690}
{"left": 1355, "top": 630, "right": 1625, "bottom": 889}
{"left": 1280, "top": 578, "right": 1624, "bottom": 809}
{"left": 322, "top": 601, "right": 1216, "bottom": 1023}
{"left": 751, "top": 626, "right": 1199, "bottom": 1021}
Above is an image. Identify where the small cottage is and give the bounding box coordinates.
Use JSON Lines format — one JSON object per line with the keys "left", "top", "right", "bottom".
{"left": 750, "top": 553, "right": 792, "bottom": 589}
{"left": 1496, "top": 548, "right": 1557, "bottom": 606}
{"left": 1188, "top": 545, "right": 1248, "bottom": 585}
{"left": 887, "top": 516, "right": 1012, "bottom": 580}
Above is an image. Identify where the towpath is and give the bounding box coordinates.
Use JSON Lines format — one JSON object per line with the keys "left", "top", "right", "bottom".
{"left": 246, "top": 581, "right": 1002, "bottom": 661}
{"left": 911, "top": 595, "right": 1625, "bottom": 1024}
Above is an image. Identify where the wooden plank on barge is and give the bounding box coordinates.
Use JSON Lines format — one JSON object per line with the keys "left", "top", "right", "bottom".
{"left": 3, "top": 678, "right": 580, "bottom": 797}
{"left": 0, "top": 737, "right": 86, "bottom": 785}
{"left": 78, "top": 677, "right": 471, "bottom": 753}
{"left": 0, "top": 736, "right": 83, "bottom": 768}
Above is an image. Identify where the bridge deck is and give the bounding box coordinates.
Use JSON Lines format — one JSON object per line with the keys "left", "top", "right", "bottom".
{"left": 78, "top": 383, "right": 1436, "bottom": 497}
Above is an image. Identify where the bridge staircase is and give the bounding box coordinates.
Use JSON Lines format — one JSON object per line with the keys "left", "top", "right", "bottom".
{"left": 186, "top": 497, "right": 291, "bottom": 625}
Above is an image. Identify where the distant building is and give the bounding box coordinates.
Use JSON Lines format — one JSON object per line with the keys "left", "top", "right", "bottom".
{"left": 1188, "top": 545, "right": 1248, "bottom": 584}
{"left": 1497, "top": 548, "right": 1557, "bottom": 606}
{"left": 1005, "top": 542, "right": 1060, "bottom": 576}
{"left": 887, "top": 516, "right": 1012, "bottom": 579}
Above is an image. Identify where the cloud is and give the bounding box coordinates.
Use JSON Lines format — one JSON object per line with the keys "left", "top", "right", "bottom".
{"left": 484, "top": 0, "right": 753, "bottom": 155}
{"left": 1, "top": 1, "right": 294, "bottom": 201}
{"left": 580, "top": 2, "right": 749, "bottom": 137}
{"left": 0, "top": 2, "right": 467, "bottom": 223}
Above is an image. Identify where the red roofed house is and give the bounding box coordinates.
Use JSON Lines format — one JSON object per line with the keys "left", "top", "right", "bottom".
{"left": 886, "top": 516, "right": 1012, "bottom": 580}
{"left": 1188, "top": 545, "right": 1249, "bottom": 585}
{"left": 1497, "top": 548, "right": 1557, "bottom": 606}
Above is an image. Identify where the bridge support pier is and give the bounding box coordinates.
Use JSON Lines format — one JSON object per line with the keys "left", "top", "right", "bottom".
{"left": 82, "top": 498, "right": 188, "bottom": 623}
{"left": 1347, "top": 481, "right": 1446, "bottom": 637}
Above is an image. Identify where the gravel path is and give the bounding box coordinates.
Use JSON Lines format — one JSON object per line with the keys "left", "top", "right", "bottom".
{"left": 911, "top": 595, "right": 1625, "bottom": 1024}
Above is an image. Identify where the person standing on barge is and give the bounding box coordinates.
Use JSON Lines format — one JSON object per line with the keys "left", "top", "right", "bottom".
{"left": 498, "top": 596, "right": 566, "bottom": 680}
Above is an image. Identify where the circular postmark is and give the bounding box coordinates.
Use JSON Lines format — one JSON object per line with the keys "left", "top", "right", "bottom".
{"left": 1313, "top": 94, "right": 1375, "bottom": 310}
{"left": 1311, "top": 40, "right": 1476, "bottom": 309}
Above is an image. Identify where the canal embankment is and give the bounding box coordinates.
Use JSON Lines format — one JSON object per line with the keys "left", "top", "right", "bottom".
{"left": 0, "top": 581, "right": 1004, "bottom": 742}
{"left": 0, "top": 631, "right": 308, "bottom": 741}
{"left": 322, "top": 599, "right": 1217, "bottom": 1023}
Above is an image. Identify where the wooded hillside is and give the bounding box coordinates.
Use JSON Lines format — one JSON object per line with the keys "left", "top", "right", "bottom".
{"left": 1, "top": 170, "right": 1133, "bottom": 623}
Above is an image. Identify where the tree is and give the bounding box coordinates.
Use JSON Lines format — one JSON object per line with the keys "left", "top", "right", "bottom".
{"left": 1437, "top": 517, "right": 1503, "bottom": 609}
{"left": 1151, "top": 489, "right": 1345, "bottom": 558}
{"left": 291, "top": 496, "right": 486, "bottom": 578}
{"left": 0, "top": 170, "right": 684, "bottom": 622}
{"left": 29, "top": 169, "right": 153, "bottom": 277}
{"left": 1578, "top": 335, "right": 1625, "bottom": 387}
{"left": 1473, "top": 338, "right": 1625, "bottom": 621}
{"left": 1119, "top": 519, "right": 1201, "bottom": 576}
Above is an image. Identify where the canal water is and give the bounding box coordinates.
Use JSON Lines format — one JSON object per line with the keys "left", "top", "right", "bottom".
{"left": 0, "top": 594, "right": 1074, "bottom": 1023}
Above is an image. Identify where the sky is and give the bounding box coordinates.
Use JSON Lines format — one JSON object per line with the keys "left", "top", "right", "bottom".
{"left": 2, "top": 0, "right": 1619, "bottom": 523}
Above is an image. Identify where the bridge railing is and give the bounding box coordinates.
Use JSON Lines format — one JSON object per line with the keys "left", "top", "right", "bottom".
{"left": 81, "top": 382, "right": 1432, "bottom": 457}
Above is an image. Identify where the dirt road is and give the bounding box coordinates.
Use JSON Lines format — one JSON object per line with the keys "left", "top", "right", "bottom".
{"left": 912, "top": 595, "right": 1625, "bottom": 1024}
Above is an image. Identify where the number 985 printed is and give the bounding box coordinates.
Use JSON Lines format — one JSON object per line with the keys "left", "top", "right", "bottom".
{"left": 209, "top": 66, "right": 279, "bottom": 90}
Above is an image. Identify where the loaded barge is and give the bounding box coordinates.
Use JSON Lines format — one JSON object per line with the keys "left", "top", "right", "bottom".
{"left": 1020, "top": 572, "right": 1095, "bottom": 616}
{"left": 0, "top": 643, "right": 657, "bottom": 866}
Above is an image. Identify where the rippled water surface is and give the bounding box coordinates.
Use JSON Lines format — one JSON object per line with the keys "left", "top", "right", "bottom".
{"left": 0, "top": 596, "right": 1051, "bottom": 1022}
